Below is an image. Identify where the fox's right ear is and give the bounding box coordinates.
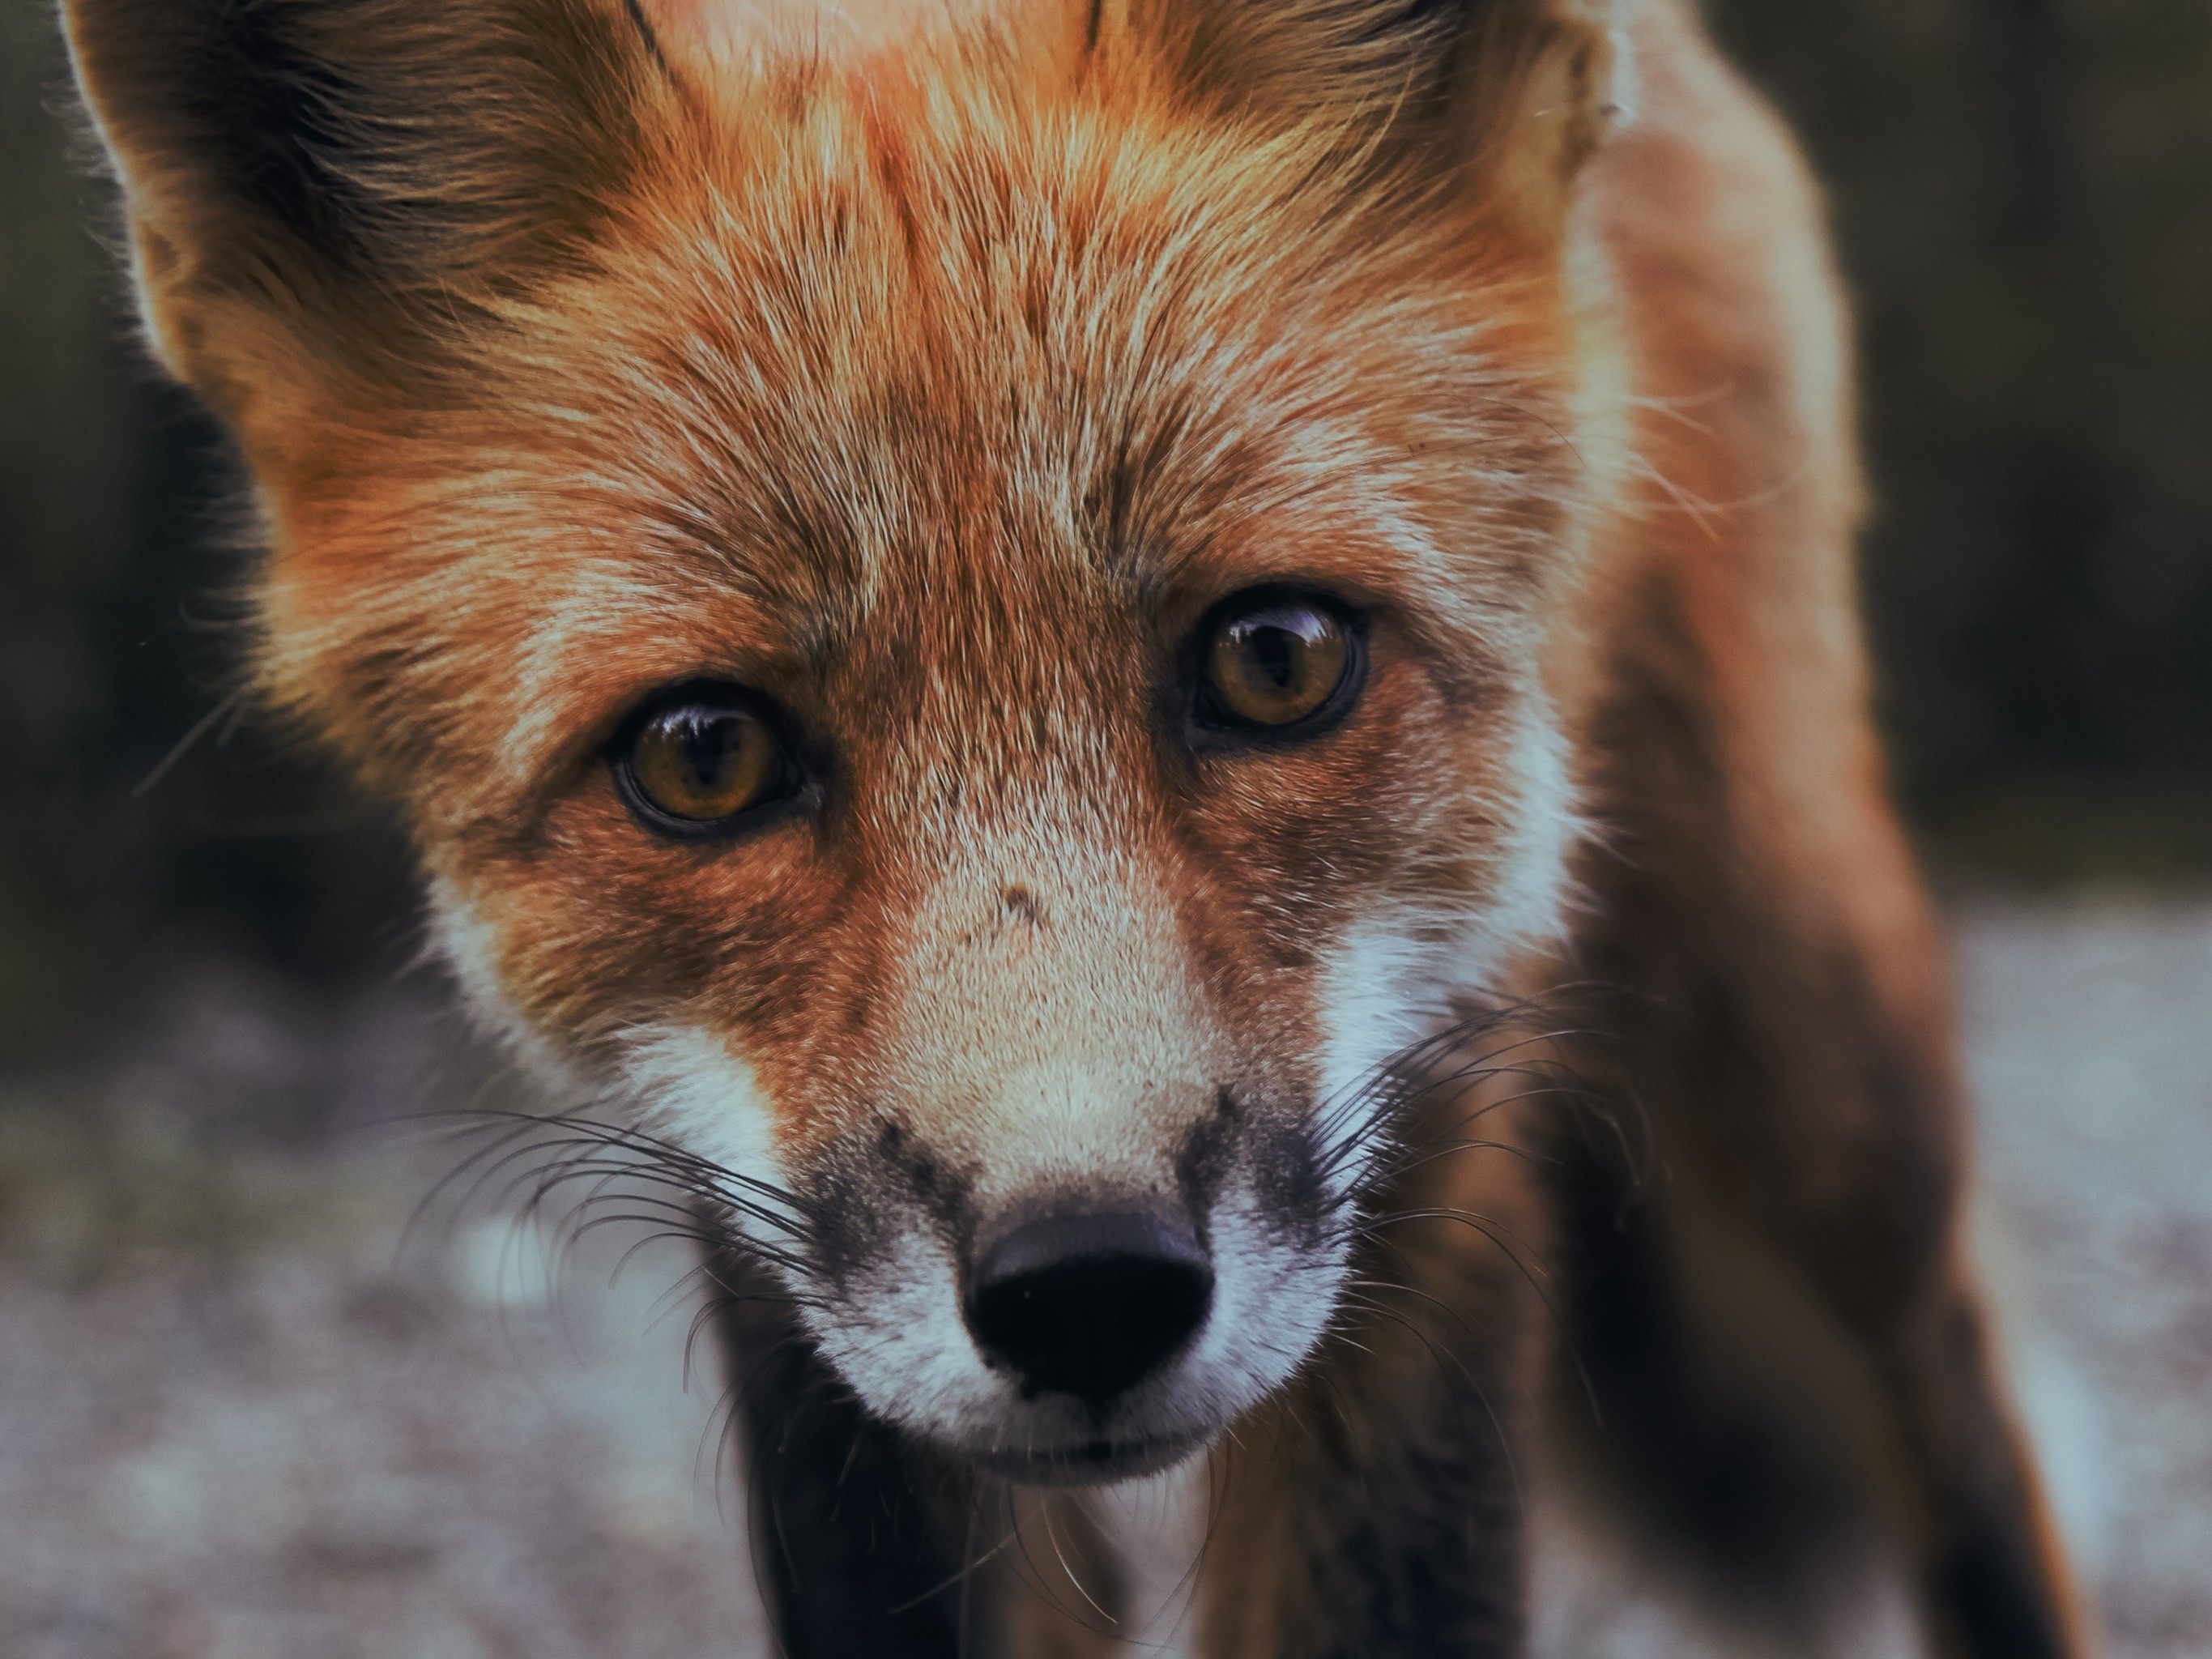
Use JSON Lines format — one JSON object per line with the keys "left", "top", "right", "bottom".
{"left": 62, "top": 0, "right": 668, "bottom": 437}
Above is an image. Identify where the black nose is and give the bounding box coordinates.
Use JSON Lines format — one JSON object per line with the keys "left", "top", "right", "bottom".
{"left": 962, "top": 1209, "right": 1214, "bottom": 1407}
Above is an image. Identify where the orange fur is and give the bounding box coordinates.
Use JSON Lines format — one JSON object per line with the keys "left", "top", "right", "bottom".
{"left": 66, "top": 2, "right": 2090, "bottom": 1653}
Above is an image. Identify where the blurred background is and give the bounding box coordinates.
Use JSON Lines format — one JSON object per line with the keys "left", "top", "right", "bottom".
{"left": 2, "top": 2, "right": 2206, "bottom": 1657}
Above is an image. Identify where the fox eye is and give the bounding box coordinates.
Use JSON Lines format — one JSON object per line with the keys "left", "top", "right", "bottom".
{"left": 1194, "top": 591, "right": 1364, "bottom": 737}
{"left": 613, "top": 686, "right": 797, "bottom": 835}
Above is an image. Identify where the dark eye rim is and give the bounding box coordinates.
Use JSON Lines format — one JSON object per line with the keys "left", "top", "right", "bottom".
{"left": 607, "top": 680, "right": 810, "bottom": 842}
{"left": 1183, "top": 586, "right": 1370, "bottom": 748}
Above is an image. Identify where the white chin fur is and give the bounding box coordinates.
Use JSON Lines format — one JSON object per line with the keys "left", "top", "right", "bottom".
{"left": 1084, "top": 1461, "right": 1214, "bottom": 1658}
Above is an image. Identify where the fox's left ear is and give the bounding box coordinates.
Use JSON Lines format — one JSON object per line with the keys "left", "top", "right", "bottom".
{"left": 61, "top": 0, "right": 668, "bottom": 450}
{"left": 1137, "top": 0, "right": 1632, "bottom": 235}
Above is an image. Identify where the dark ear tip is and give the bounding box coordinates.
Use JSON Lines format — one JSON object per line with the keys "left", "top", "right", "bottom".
{"left": 64, "top": 0, "right": 374, "bottom": 270}
{"left": 63, "top": 0, "right": 663, "bottom": 374}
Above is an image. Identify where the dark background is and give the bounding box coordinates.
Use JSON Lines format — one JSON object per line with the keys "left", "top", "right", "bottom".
{"left": 3, "top": 0, "right": 2209, "bottom": 1059}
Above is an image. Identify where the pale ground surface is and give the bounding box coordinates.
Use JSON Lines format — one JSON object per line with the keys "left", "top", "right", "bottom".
{"left": 1, "top": 900, "right": 2206, "bottom": 1658}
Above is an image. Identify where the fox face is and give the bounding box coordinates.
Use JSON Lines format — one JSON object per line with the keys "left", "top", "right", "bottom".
{"left": 69, "top": 0, "right": 1626, "bottom": 1480}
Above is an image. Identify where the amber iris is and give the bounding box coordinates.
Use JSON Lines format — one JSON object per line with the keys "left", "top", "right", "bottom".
{"left": 623, "top": 696, "right": 785, "bottom": 825}
{"left": 1204, "top": 597, "right": 1353, "bottom": 730}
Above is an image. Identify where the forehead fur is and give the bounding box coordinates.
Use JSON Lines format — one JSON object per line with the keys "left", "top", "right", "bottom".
{"left": 646, "top": 0, "right": 1013, "bottom": 64}
{"left": 256, "top": 27, "right": 1590, "bottom": 834}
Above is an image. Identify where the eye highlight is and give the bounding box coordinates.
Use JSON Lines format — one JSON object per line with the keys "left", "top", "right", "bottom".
{"left": 1192, "top": 591, "right": 1365, "bottom": 739}
{"left": 612, "top": 685, "right": 798, "bottom": 836}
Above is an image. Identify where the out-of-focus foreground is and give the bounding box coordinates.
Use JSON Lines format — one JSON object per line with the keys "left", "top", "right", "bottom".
{"left": 2, "top": 902, "right": 2206, "bottom": 1659}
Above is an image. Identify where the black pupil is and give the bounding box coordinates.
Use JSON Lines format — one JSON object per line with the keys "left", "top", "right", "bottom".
{"left": 675, "top": 709, "right": 741, "bottom": 784}
{"left": 1246, "top": 621, "right": 1302, "bottom": 689}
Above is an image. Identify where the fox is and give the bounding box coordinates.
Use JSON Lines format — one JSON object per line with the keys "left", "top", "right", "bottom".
{"left": 62, "top": 0, "right": 2092, "bottom": 1653}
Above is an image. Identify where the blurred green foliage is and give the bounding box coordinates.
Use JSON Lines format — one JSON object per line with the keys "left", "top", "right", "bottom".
{"left": 2, "top": 2, "right": 2207, "bottom": 1058}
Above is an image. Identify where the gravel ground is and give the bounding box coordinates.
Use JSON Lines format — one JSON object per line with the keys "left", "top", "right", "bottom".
{"left": 1, "top": 902, "right": 2206, "bottom": 1658}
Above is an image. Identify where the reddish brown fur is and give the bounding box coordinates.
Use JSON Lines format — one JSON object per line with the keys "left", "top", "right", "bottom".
{"left": 66, "top": 0, "right": 2091, "bottom": 1653}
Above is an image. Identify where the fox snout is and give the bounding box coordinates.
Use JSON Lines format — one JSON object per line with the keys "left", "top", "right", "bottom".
{"left": 790, "top": 1068, "right": 1343, "bottom": 1480}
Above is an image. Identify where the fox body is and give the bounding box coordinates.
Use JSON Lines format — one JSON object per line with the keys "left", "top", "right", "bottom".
{"left": 66, "top": 0, "right": 2088, "bottom": 1654}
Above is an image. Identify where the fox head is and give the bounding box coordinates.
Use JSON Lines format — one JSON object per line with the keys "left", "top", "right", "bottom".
{"left": 68, "top": 0, "right": 1631, "bottom": 1480}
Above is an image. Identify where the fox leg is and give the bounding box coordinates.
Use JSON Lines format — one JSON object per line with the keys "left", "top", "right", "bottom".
{"left": 1196, "top": 1171, "right": 1545, "bottom": 1659}
{"left": 702, "top": 1245, "right": 982, "bottom": 1658}
{"left": 1873, "top": 1259, "right": 2092, "bottom": 1659}
{"left": 1668, "top": 971, "right": 2091, "bottom": 1659}
{"left": 1554, "top": 1029, "right": 2091, "bottom": 1659}
{"left": 1560, "top": 586, "right": 2095, "bottom": 1658}
{"left": 1199, "top": 1377, "right": 1530, "bottom": 1657}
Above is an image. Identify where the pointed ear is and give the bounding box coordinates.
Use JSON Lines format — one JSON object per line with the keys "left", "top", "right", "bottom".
{"left": 62, "top": 0, "right": 667, "bottom": 429}
{"left": 1139, "top": 0, "right": 1630, "bottom": 234}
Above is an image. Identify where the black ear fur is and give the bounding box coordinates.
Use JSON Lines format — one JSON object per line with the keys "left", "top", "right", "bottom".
{"left": 65, "top": 0, "right": 664, "bottom": 331}
{"left": 185, "top": 2, "right": 371, "bottom": 265}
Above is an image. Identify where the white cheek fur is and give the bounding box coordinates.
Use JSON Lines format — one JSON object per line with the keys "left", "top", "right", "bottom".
{"left": 610, "top": 1023, "right": 804, "bottom": 1256}
{"left": 1182, "top": 1183, "right": 1347, "bottom": 1419}
{"left": 1312, "top": 701, "right": 1582, "bottom": 1198}
{"left": 425, "top": 878, "right": 578, "bottom": 1087}
{"left": 411, "top": 916, "right": 999, "bottom": 1445}
{"left": 428, "top": 882, "right": 803, "bottom": 1261}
